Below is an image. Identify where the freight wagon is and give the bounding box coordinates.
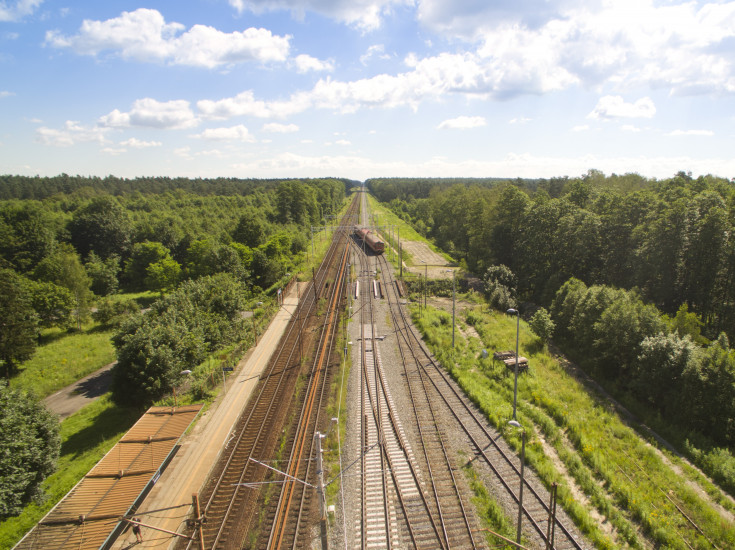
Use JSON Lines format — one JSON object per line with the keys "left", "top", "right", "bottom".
{"left": 354, "top": 226, "right": 385, "bottom": 254}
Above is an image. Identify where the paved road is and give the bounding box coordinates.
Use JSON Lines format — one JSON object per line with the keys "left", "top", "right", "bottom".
{"left": 43, "top": 362, "right": 116, "bottom": 419}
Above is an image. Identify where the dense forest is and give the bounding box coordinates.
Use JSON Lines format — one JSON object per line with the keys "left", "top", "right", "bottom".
{"left": 0, "top": 176, "right": 348, "bottom": 380}
{"left": 0, "top": 176, "right": 348, "bottom": 519}
{"left": 369, "top": 172, "right": 735, "bottom": 461}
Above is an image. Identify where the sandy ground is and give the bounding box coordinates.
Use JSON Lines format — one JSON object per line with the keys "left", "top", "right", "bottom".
{"left": 44, "top": 362, "right": 116, "bottom": 419}
{"left": 112, "top": 284, "right": 303, "bottom": 549}
{"left": 400, "top": 240, "right": 455, "bottom": 278}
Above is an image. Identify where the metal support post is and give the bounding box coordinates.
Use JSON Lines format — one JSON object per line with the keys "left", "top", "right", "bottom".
{"left": 517, "top": 430, "right": 526, "bottom": 546}
{"left": 315, "top": 432, "right": 328, "bottom": 550}
{"left": 192, "top": 493, "right": 205, "bottom": 550}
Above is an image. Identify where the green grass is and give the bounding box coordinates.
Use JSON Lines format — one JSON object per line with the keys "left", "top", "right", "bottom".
{"left": 413, "top": 304, "right": 735, "bottom": 550}
{"left": 0, "top": 396, "right": 140, "bottom": 550}
{"left": 11, "top": 324, "right": 116, "bottom": 398}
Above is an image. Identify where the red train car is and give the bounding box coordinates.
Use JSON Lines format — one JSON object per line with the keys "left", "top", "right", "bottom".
{"left": 354, "top": 226, "right": 385, "bottom": 254}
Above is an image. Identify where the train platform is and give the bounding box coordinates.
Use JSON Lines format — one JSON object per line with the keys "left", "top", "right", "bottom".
{"left": 112, "top": 283, "right": 303, "bottom": 549}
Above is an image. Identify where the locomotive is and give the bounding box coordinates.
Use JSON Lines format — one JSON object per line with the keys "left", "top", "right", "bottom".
{"left": 354, "top": 226, "right": 385, "bottom": 254}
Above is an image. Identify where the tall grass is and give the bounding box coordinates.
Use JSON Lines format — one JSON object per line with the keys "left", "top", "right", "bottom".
{"left": 11, "top": 325, "right": 116, "bottom": 398}
{"left": 414, "top": 303, "right": 735, "bottom": 550}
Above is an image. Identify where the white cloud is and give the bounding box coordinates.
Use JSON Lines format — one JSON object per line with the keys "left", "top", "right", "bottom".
{"left": 100, "top": 98, "right": 198, "bottom": 129}
{"left": 0, "top": 90, "right": 14, "bottom": 98}
{"left": 120, "top": 137, "right": 162, "bottom": 148}
{"left": 45, "top": 8, "right": 291, "bottom": 68}
{"left": 228, "top": 0, "right": 412, "bottom": 31}
{"left": 621, "top": 125, "right": 641, "bottom": 132}
{"left": 0, "top": 0, "right": 43, "bottom": 22}
{"left": 437, "top": 115, "right": 486, "bottom": 129}
{"left": 36, "top": 120, "right": 110, "bottom": 147}
{"left": 292, "top": 54, "right": 333, "bottom": 73}
{"left": 191, "top": 124, "right": 255, "bottom": 142}
{"left": 262, "top": 122, "right": 299, "bottom": 133}
{"left": 588, "top": 96, "right": 656, "bottom": 119}
{"left": 335, "top": 139, "right": 351, "bottom": 145}
{"left": 361, "top": 44, "right": 390, "bottom": 65}
{"left": 571, "top": 124, "right": 589, "bottom": 132}
{"left": 418, "top": 1, "right": 735, "bottom": 97}
{"left": 666, "top": 129, "right": 714, "bottom": 137}
{"left": 509, "top": 117, "right": 531, "bottom": 124}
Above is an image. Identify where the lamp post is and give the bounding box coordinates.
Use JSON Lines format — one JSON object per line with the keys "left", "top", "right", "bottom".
{"left": 507, "top": 308, "right": 521, "bottom": 426}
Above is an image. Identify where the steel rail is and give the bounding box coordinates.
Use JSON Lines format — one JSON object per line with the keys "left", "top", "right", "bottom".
{"left": 267, "top": 207, "right": 354, "bottom": 548}
{"left": 379, "top": 253, "right": 477, "bottom": 548}
{"left": 387, "top": 264, "right": 584, "bottom": 550}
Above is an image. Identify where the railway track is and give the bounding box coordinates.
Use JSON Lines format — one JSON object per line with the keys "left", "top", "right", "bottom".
{"left": 179, "top": 195, "right": 359, "bottom": 549}
{"left": 350, "top": 190, "right": 480, "bottom": 549}
{"left": 376, "top": 250, "right": 586, "bottom": 550}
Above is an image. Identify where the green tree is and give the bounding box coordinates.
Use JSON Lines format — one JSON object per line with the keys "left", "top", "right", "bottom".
{"left": 483, "top": 264, "right": 517, "bottom": 311}
{"left": 0, "top": 269, "right": 39, "bottom": 378}
{"left": 33, "top": 244, "right": 92, "bottom": 330}
{"left": 529, "top": 307, "right": 555, "bottom": 344}
{"left": 23, "top": 279, "right": 75, "bottom": 329}
{"left": 123, "top": 241, "right": 171, "bottom": 291}
{"left": 69, "top": 196, "right": 132, "bottom": 259}
{"left": 0, "top": 203, "right": 57, "bottom": 272}
{"left": 111, "top": 315, "right": 207, "bottom": 407}
{"left": 85, "top": 252, "right": 120, "bottom": 296}
{"left": 233, "top": 208, "right": 268, "bottom": 247}
{"left": 0, "top": 381, "right": 60, "bottom": 519}
{"left": 145, "top": 257, "right": 182, "bottom": 296}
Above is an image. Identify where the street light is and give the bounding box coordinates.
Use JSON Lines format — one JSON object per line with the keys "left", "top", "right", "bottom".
{"left": 507, "top": 308, "right": 521, "bottom": 424}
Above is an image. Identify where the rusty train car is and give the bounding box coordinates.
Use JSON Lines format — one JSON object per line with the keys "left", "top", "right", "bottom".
{"left": 354, "top": 226, "right": 385, "bottom": 254}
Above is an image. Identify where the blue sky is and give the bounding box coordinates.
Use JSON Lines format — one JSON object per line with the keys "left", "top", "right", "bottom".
{"left": 1, "top": 0, "right": 735, "bottom": 180}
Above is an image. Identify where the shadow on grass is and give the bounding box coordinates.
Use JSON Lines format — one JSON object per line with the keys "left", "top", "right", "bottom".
{"left": 60, "top": 404, "right": 141, "bottom": 460}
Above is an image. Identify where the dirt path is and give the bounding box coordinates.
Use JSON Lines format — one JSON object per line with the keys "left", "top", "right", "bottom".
{"left": 43, "top": 362, "right": 116, "bottom": 419}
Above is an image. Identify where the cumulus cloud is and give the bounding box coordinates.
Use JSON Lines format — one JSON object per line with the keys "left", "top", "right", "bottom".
{"left": 418, "top": 1, "right": 735, "bottom": 97}
{"left": 36, "top": 120, "right": 110, "bottom": 147}
{"left": 191, "top": 124, "right": 255, "bottom": 142}
{"left": 99, "top": 98, "right": 198, "bottom": 129}
{"left": 0, "top": 0, "right": 43, "bottom": 22}
{"left": 0, "top": 90, "right": 14, "bottom": 98}
{"left": 45, "top": 8, "right": 291, "bottom": 68}
{"left": 509, "top": 117, "right": 532, "bottom": 124}
{"left": 588, "top": 96, "right": 656, "bottom": 119}
{"left": 292, "top": 54, "right": 333, "bottom": 73}
{"left": 262, "top": 122, "right": 299, "bottom": 133}
{"left": 228, "top": 0, "right": 412, "bottom": 31}
{"left": 437, "top": 115, "right": 486, "bottom": 129}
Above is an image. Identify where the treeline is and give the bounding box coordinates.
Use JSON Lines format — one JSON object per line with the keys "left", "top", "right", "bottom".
{"left": 552, "top": 279, "right": 735, "bottom": 450}
{"left": 0, "top": 178, "right": 347, "bottom": 378}
{"left": 369, "top": 171, "right": 735, "bottom": 339}
{"left": 0, "top": 173, "right": 357, "bottom": 200}
{"left": 370, "top": 172, "right": 735, "bottom": 450}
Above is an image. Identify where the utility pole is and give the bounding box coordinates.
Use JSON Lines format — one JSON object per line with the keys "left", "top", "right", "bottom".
{"left": 315, "top": 432, "right": 328, "bottom": 550}
{"left": 517, "top": 430, "right": 526, "bottom": 546}
{"left": 451, "top": 269, "right": 456, "bottom": 348}
{"left": 191, "top": 493, "right": 205, "bottom": 550}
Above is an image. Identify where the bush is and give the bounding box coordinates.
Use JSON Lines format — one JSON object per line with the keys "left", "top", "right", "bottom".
{"left": 0, "top": 382, "right": 60, "bottom": 519}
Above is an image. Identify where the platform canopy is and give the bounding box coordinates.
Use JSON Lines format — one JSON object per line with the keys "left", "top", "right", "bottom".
{"left": 14, "top": 404, "right": 202, "bottom": 550}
